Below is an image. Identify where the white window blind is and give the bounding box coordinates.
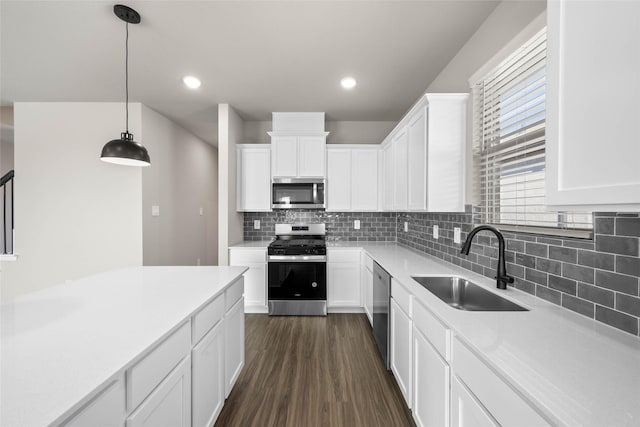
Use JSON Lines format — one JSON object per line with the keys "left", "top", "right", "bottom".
{"left": 473, "top": 28, "right": 592, "bottom": 234}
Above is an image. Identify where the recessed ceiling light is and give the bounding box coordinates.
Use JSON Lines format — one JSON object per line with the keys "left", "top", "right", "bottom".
{"left": 341, "top": 77, "right": 357, "bottom": 90}
{"left": 182, "top": 75, "right": 201, "bottom": 89}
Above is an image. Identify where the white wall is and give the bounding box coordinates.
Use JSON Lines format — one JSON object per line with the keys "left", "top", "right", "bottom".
{"left": 1, "top": 102, "right": 143, "bottom": 299}
{"left": 243, "top": 120, "right": 397, "bottom": 145}
{"left": 217, "top": 104, "right": 244, "bottom": 265}
{"left": 1, "top": 106, "right": 14, "bottom": 175}
{"left": 141, "top": 105, "right": 218, "bottom": 267}
{"left": 426, "top": 0, "right": 546, "bottom": 204}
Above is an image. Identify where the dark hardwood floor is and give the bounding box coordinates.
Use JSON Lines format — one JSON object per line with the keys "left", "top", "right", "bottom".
{"left": 215, "top": 314, "right": 415, "bottom": 427}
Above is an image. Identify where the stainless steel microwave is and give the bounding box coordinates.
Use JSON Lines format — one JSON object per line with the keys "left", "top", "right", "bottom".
{"left": 272, "top": 178, "right": 325, "bottom": 209}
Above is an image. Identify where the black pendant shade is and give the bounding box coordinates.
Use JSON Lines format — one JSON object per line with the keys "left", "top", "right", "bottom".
{"left": 101, "top": 5, "right": 150, "bottom": 167}
{"left": 101, "top": 131, "right": 150, "bottom": 166}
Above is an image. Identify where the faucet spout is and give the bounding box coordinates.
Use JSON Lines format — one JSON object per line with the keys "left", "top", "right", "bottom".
{"left": 460, "top": 225, "right": 514, "bottom": 290}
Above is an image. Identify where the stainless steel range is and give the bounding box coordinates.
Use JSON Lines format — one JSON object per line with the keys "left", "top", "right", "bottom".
{"left": 267, "top": 223, "right": 327, "bottom": 316}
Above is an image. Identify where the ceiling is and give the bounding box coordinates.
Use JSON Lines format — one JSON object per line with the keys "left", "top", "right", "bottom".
{"left": 1, "top": 1, "right": 500, "bottom": 145}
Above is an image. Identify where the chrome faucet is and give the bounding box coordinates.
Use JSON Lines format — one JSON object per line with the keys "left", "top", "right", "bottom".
{"left": 460, "top": 225, "right": 514, "bottom": 290}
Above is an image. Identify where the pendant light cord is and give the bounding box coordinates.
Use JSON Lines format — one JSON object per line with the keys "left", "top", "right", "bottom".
{"left": 125, "top": 22, "right": 129, "bottom": 133}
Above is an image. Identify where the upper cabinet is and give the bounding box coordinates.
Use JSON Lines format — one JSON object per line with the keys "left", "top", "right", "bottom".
{"left": 546, "top": 0, "right": 640, "bottom": 211}
{"left": 326, "top": 146, "right": 379, "bottom": 212}
{"left": 237, "top": 144, "right": 271, "bottom": 212}
{"left": 268, "top": 112, "right": 328, "bottom": 179}
{"left": 381, "top": 94, "right": 468, "bottom": 212}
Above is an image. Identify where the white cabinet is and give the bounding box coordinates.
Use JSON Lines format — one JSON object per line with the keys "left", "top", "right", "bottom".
{"left": 225, "top": 297, "right": 245, "bottom": 397}
{"left": 390, "top": 279, "right": 412, "bottom": 407}
{"left": 192, "top": 321, "right": 225, "bottom": 427}
{"left": 229, "top": 248, "right": 267, "bottom": 313}
{"left": 380, "top": 93, "right": 467, "bottom": 212}
{"left": 326, "top": 146, "right": 379, "bottom": 212}
{"left": 451, "top": 376, "right": 498, "bottom": 427}
{"left": 392, "top": 129, "right": 409, "bottom": 211}
{"left": 63, "top": 375, "right": 126, "bottom": 427}
{"left": 327, "top": 249, "right": 362, "bottom": 311}
{"left": 270, "top": 134, "right": 328, "bottom": 178}
{"left": 546, "top": 0, "right": 640, "bottom": 210}
{"left": 126, "top": 357, "right": 191, "bottom": 427}
{"left": 361, "top": 252, "right": 374, "bottom": 326}
{"left": 381, "top": 139, "right": 395, "bottom": 211}
{"left": 237, "top": 145, "right": 271, "bottom": 212}
{"left": 390, "top": 298, "right": 412, "bottom": 407}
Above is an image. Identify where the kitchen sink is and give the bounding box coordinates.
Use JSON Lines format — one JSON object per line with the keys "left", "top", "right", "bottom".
{"left": 411, "top": 276, "right": 528, "bottom": 311}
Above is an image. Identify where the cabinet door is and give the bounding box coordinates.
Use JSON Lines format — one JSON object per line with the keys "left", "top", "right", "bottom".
{"left": 413, "top": 328, "right": 450, "bottom": 427}
{"left": 390, "top": 298, "right": 412, "bottom": 407}
{"left": 63, "top": 375, "right": 125, "bottom": 427}
{"left": 451, "top": 376, "right": 498, "bottom": 427}
{"left": 381, "top": 142, "right": 395, "bottom": 211}
{"left": 352, "top": 149, "right": 379, "bottom": 211}
{"left": 192, "top": 322, "right": 225, "bottom": 427}
{"left": 327, "top": 262, "right": 361, "bottom": 308}
{"left": 407, "top": 105, "right": 427, "bottom": 211}
{"left": 393, "top": 129, "right": 408, "bottom": 211}
{"left": 243, "top": 262, "right": 266, "bottom": 312}
{"left": 298, "top": 136, "right": 326, "bottom": 177}
{"left": 271, "top": 136, "right": 298, "bottom": 177}
{"left": 225, "top": 297, "right": 245, "bottom": 397}
{"left": 327, "top": 149, "right": 352, "bottom": 211}
{"left": 126, "top": 357, "right": 191, "bottom": 427}
{"left": 546, "top": 0, "right": 640, "bottom": 210}
{"left": 238, "top": 147, "right": 271, "bottom": 211}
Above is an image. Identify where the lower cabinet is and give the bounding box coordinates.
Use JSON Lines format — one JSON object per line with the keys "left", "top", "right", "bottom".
{"left": 361, "top": 253, "right": 374, "bottom": 326}
{"left": 192, "top": 321, "right": 225, "bottom": 427}
{"left": 390, "top": 298, "right": 412, "bottom": 407}
{"left": 413, "top": 327, "right": 450, "bottom": 427}
{"left": 451, "top": 375, "right": 498, "bottom": 427}
{"left": 225, "top": 297, "right": 245, "bottom": 397}
{"left": 229, "top": 248, "right": 267, "bottom": 313}
{"left": 327, "top": 249, "right": 362, "bottom": 311}
{"left": 63, "top": 375, "right": 126, "bottom": 427}
{"left": 126, "top": 356, "right": 192, "bottom": 427}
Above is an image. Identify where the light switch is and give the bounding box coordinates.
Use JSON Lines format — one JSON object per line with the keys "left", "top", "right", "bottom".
{"left": 254, "top": 220, "right": 261, "bottom": 230}
{"left": 354, "top": 220, "right": 361, "bottom": 230}
{"left": 433, "top": 224, "right": 439, "bottom": 239}
{"left": 404, "top": 222, "right": 408, "bottom": 232}
{"left": 199, "top": 207, "right": 204, "bottom": 216}
{"left": 196, "top": 258, "right": 201, "bottom": 266}
{"left": 151, "top": 205, "right": 160, "bottom": 216}
{"left": 454, "top": 227, "right": 461, "bottom": 244}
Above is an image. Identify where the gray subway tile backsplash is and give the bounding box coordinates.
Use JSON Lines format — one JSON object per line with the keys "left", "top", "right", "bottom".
{"left": 244, "top": 207, "right": 640, "bottom": 337}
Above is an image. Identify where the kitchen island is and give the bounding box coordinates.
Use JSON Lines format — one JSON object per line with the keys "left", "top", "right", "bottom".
{"left": 1, "top": 266, "right": 247, "bottom": 427}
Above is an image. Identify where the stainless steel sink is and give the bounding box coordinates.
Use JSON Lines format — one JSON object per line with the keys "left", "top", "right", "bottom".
{"left": 411, "top": 276, "right": 528, "bottom": 311}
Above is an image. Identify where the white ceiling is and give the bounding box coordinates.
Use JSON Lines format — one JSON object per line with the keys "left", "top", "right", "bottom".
{"left": 1, "top": 1, "right": 500, "bottom": 145}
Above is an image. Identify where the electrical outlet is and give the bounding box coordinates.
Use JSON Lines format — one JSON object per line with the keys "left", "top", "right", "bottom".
{"left": 433, "top": 224, "right": 439, "bottom": 239}
{"left": 354, "top": 220, "right": 361, "bottom": 230}
{"left": 151, "top": 205, "right": 160, "bottom": 216}
{"left": 199, "top": 207, "right": 204, "bottom": 216}
{"left": 196, "top": 258, "right": 201, "bottom": 266}
{"left": 254, "top": 220, "right": 261, "bottom": 230}
{"left": 404, "top": 222, "right": 408, "bottom": 232}
{"left": 454, "top": 227, "right": 461, "bottom": 244}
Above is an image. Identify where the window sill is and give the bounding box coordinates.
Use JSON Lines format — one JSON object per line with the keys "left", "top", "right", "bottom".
{"left": 487, "top": 224, "right": 593, "bottom": 240}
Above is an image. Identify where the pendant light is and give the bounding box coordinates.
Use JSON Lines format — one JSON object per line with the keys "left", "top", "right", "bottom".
{"left": 101, "top": 4, "right": 151, "bottom": 167}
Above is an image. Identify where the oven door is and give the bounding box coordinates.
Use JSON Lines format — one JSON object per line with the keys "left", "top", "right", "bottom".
{"left": 268, "top": 256, "right": 327, "bottom": 300}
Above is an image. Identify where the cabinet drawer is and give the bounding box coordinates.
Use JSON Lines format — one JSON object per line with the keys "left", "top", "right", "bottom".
{"left": 127, "top": 321, "right": 191, "bottom": 412}
{"left": 413, "top": 299, "right": 450, "bottom": 361}
{"left": 225, "top": 277, "right": 244, "bottom": 311}
{"left": 452, "top": 337, "right": 551, "bottom": 427}
{"left": 229, "top": 249, "right": 266, "bottom": 264}
{"left": 328, "top": 249, "right": 361, "bottom": 263}
{"left": 361, "top": 252, "right": 374, "bottom": 272}
{"left": 192, "top": 294, "right": 225, "bottom": 345}
{"left": 391, "top": 278, "right": 412, "bottom": 316}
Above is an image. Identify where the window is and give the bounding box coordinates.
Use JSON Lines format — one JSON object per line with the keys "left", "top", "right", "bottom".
{"left": 473, "top": 28, "right": 592, "bottom": 236}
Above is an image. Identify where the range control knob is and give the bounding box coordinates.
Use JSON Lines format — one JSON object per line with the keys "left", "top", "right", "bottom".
{"left": 311, "top": 282, "right": 318, "bottom": 288}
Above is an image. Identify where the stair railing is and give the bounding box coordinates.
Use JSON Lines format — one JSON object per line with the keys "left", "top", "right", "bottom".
{"left": 1, "top": 170, "right": 14, "bottom": 254}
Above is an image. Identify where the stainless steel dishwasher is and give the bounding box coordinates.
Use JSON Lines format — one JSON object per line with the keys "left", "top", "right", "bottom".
{"left": 372, "top": 261, "right": 391, "bottom": 369}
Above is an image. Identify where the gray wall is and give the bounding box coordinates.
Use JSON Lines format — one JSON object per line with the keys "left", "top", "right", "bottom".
{"left": 243, "top": 120, "right": 397, "bottom": 145}
{"left": 141, "top": 105, "right": 218, "bottom": 267}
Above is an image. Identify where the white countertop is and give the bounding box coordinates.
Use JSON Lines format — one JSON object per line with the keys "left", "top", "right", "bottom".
{"left": 229, "top": 240, "right": 272, "bottom": 249}
{"left": 356, "top": 243, "right": 640, "bottom": 427}
{"left": 1, "top": 266, "right": 247, "bottom": 427}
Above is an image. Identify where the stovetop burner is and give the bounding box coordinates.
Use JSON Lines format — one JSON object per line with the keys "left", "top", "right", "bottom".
{"left": 268, "top": 223, "right": 327, "bottom": 256}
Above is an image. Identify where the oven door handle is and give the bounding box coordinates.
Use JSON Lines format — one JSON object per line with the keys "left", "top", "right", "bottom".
{"left": 268, "top": 255, "right": 327, "bottom": 262}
